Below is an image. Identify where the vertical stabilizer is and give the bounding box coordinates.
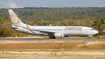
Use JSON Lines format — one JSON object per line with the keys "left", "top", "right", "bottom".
{"left": 8, "top": 9, "right": 24, "bottom": 27}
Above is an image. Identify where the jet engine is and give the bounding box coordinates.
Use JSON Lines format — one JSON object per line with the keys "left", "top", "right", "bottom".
{"left": 54, "top": 33, "right": 65, "bottom": 37}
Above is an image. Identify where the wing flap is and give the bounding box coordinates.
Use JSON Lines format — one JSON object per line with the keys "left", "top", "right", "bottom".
{"left": 32, "top": 29, "right": 56, "bottom": 34}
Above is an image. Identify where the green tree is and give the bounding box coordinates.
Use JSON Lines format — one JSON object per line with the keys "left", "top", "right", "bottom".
{"left": 92, "top": 20, "right": 102, "bottom": 30}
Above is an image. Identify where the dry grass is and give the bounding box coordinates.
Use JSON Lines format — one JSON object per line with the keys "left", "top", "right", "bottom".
{"left": 0, "top": 54, "right": 105, "bottom": 59}
{"left": 0, "top": 42, "right": 83, "bottom": 50}
{"left": 0, "top": 41, "right": 105, "bottom": 59}
{"left": 0, "top": 41, "right": 105, "bottom": 51}
{"left": 85, "top": 43, "right": 105, "bottom": 49}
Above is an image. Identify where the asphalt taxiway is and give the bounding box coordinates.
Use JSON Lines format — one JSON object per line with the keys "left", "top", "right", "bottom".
{"left": 0, "top": 38, "right": 105, "bottom": 42}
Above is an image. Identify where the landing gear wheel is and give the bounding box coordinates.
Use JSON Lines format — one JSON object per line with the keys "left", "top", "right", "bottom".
{"left": 53, "top": 36, "right": 56, "bottom": 39}
{"left": 49, "top": 36, "right": 56, "bottom": 39}
{"left": 49, "top": 36, "right": 52, "bottom": 39}
{"left": 88, "top": 36, "right": 90, "bottom": 39}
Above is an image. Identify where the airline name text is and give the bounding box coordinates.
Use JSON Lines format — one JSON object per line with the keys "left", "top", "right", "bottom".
{"left": 65, "top": 27, "right": 82, "bottom": 30}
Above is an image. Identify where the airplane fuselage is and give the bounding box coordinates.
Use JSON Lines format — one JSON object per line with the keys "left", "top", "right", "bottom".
{"left": 13, "top": 24, "right": 98, "bottom": 37}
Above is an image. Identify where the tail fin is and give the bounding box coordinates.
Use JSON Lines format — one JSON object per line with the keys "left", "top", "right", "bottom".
{"left": 8, "top": 9, "right": 24, "bottom": 27}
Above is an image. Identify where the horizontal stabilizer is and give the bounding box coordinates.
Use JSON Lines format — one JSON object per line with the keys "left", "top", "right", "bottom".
{"left": 4, "top": 26, "right": 17, "bottom": 29}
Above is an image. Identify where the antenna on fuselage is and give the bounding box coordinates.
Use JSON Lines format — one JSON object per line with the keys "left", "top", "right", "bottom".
{"left": 50, "top": 24, "right": 52, "bottom": 26}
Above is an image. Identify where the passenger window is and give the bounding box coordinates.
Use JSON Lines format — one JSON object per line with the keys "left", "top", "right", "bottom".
{"left": 90, "top": 29, "right": 94, "bottom": 30}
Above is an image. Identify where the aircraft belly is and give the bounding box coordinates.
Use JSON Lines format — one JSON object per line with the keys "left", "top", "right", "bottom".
{"left": 65, "top": 31, "right": 83, "bottom": 35}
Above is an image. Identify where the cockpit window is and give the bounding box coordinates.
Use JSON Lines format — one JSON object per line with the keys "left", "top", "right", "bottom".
{"left": 90, "top": 29, "right": 94, "bottom": 30}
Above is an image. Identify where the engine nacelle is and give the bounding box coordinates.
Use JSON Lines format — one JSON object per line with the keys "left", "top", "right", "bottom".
{"left": 54, "top": 33, "right": 65, "bottom": 37}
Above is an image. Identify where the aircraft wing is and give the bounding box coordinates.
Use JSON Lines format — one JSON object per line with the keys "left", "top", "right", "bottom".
{"left": 32, "top": 29, "right": 56, "bottom": 34}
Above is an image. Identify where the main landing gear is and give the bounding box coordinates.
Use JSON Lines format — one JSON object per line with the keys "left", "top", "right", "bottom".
{"left": 49, "top": 36, "right": 56, "bottom": 39}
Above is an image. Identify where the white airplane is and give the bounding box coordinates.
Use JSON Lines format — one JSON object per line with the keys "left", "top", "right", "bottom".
{"left": 8, "top": 9, "right": 98, "bottom": 39}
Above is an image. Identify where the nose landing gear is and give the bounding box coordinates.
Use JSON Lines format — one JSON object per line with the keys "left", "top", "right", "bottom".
{"left": 88, "top": 36, "right": 90, "bottom": 39}
{"left": 88, "top": 35, "right": 92, "bottom": 39}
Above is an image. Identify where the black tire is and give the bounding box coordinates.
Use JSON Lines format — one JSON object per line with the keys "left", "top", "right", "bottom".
{"left": 53, "top": 36, "right": 56, "bottom": 39}
{"left": 49, "top": 36, "right": 52, "bottom": 39}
